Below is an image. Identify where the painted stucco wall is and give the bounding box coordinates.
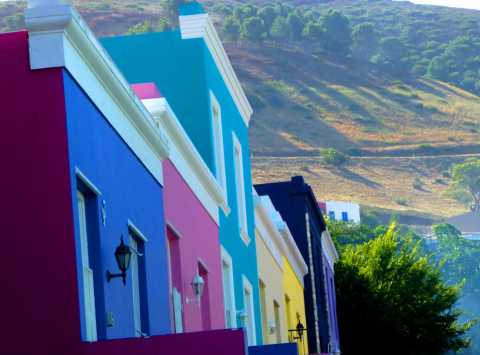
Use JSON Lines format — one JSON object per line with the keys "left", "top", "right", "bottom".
{"left": 255, "top": 233, "right": 288, "bottom": 344}
{"left": 323, "top": 258, "right": 340, "bottom": 353}
{"left": 282, "top": 257, "right": 309, "bottom": 354}
{"left": 163, "top": 159, "right": 225, "bottom": 331}
{"left": 101, "top": 32, "right": 214, "bottom": 170}
{"left": 63, "top": 70, "right": 171, "bottom": 339}
{"left": 0, "top": 30, "right": 80, "bottom": 355}
{"left": 102, "top": 22, "right": 263, "bottom": 344}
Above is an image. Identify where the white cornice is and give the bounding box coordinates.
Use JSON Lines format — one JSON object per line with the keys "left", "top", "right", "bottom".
{"left": 179, "top": 13, "right": 253, "bottom": 127}
{"left": 254, "top": 191, "right": 308, "bottom": 286}
{"left": 322, "top": 230, "right": 338, "bottom": 271}
{"left": 143, "top": 97, "right": 230, "bottom": 224}
{"left": 321, "top": 230, "right": 339, "bottom": 271}
{"left": 254, "top": 193, "right": 283, "bottom": 270}
{"left": 25, "top": 5, "right": 169, "bottom": 185}
{"left": 279, "top": 224, "right": 308, "bottom": 287}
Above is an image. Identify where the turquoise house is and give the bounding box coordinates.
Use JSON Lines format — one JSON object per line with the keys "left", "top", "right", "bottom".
{"left": 102, "top": 2, "right": 263, "bottom": 345}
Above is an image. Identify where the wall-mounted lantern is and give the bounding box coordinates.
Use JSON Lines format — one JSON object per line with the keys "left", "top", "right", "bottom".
{"left": 186, "top": 273, "right": 205, "bottom": 304}
{"left": 268, "top": 321, "right": 276, "bottom": 335}
{"left": 237, "top": 310, "right": 248, "bottom": 327}
{"left": 106, "top": 237, "right": 132, "bottom": 285}
{"left": 296, "top": 319, "right": 305, "bottom": 341}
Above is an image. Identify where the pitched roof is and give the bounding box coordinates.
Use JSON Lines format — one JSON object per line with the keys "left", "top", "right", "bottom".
{"left": 446, "top": 211, "right": 480, "bottom": 234}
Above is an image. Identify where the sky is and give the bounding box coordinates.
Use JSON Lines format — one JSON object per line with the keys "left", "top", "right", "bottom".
{"left": 399, "top": 0, "right": 480, "bottom": 10}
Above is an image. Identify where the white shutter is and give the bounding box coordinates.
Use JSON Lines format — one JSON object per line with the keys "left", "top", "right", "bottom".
{"left": 77, "top": 191, "right": 97, "bottom": 342}
{"left": 173, "top": 287, "right": 184, "bottom": 333}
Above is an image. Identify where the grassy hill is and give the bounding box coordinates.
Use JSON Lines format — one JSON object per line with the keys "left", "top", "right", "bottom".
{"left": 3, "top": 0, "right": 480, "bottom": 222}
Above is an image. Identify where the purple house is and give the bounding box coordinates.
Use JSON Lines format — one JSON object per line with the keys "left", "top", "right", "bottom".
{"left": 256, "top": 176, "right": 341, "bottom": 355}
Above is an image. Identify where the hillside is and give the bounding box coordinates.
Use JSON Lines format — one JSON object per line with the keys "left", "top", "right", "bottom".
{"left": 2, "top": 0, "right": 480, "bottom": 221}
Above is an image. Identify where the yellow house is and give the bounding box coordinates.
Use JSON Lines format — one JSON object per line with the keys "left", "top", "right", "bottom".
{"left": 254, "top": 191, "right": 308, "bottom": 353}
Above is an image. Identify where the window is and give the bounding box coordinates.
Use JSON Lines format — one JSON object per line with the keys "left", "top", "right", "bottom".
{"left": 328, "top": 211, "right": 335, "bottom": 221}
{"left": 77, "top": 190, "right": 98, "bottom": 342}
{"left": 243, "top": 276, "right": 257, "bottom": 346}
{"left": 199, "top": 263, "right": 211, "bottom": 330}
{"left": 274, "top": 301, "right": 282, "bottom": 343}
{"left": 167, "top": 227, "right": 183, "bottom": 333}
{"left": 221, "top": 248, "right": 236, "bottom": 328}
{"left": 285, "top": 295, "right": 292, "bottom": 331}
{"left": 211, "top": 92, "right": 227, "bottom": 196}
{"left": 259, "top": 280, "right": 268, "bottom": 342}
{"left": 129, "top": 226, "right": 149, "bottom": 337}
{"left": 341, "top": 211, "right": 349, "bottom": 222}
{"left": 233, "top": 133, "right": 248, "bottom": 240}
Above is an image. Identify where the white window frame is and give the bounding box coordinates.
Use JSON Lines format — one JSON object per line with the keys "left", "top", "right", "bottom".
{"left": 129, "top": 223, "right": 148, "bottom": 337}
{"left": 210, "top": 91, "right": 227, "bottom": 197}
{"left": 76, "top": 190, "right": 98, "bottom": 342}
{"left": 232, "top": 133, "right": 249, "bottom": 245}
{"left": 242, "top": 275, "right": 257, "bottom": 346}
{"left": 221, "top": 247, "right": 237, "bottom": 328}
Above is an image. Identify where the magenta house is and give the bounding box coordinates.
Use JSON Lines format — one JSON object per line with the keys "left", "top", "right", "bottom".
{"left": 133, "top": 83, "right": 228, "bottom": 333}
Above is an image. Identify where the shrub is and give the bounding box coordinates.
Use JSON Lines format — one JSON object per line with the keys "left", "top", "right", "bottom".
{"left": 394, "top": 196, "right": 408, "bottom": 206}
{"left": 413, "top": 177, "right": 422, "bottom": 190}
{"left": 321, "top": 148, "right": 349, "bottom": 166}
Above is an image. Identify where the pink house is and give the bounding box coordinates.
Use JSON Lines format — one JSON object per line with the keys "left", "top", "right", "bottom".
{"left": 133, "top": 83, "right": 229, "bottom": 333}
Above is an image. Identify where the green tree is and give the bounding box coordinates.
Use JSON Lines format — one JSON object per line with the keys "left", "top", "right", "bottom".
{"left": 270, "top": 16, "right": 289, "bottom": 41}
{"left": 336, "top": 224, "right": 472, "bottom": 355}
{"left": 378, "top": 36, "right": 410, "bottom": 74}
{"left": 450, "top": 159, "right": 480, "bottom": 211}
{"left": 433, "top": 224, "right": 480, "bottom": 355}
{"left": 352, "top": 22, "right": 378, "bottom": 62}
{"left": 241, "top": 17, "right": 266, "bottom": 42}
{"left": 233, "top": 4, "right": 256, "bottom": 22}
{"left": 286, "top": 12, "right": 304, "bottom": 42}
{"left": 258, "top": 6, "right": 276, "bottom": 35}
{"left": 162, "top": 0, "right": 189, "bottom": 27}
{"left": 321, "top": 10, "right": 352, "bottom": 57}
{"left": 126, "top": 21, "right": 153, "bottom": 35}
{"left": 302, "top": 20, "right": 324, "bottom": 44}
{"left": 428, "top": 56, "right": 450, "bottom": 81}
{"left": 222, "top": 16, "right": 241, "bottom": 42}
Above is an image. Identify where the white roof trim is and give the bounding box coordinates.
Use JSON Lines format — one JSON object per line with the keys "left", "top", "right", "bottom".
{"left": 25, "top": 5, "right": 169, "bottom": 186}
{"left": 179, "top": 13, "right": 253, "bottom": 127}
{"left": 253, "top": 193, "right": 284, "bottom": 270}
{"left": 142, "top": 97, "right": 230, "bottom": 225}
{"left": 253, "top": 190, "right": 308, "bottom": 286}
{"left": 321, "top": 230, "right": 339, "bottom": 271}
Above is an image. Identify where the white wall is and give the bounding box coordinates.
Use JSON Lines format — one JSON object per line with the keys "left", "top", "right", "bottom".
{"left": 325, "top": 201, "right": 361, "bottom": 223}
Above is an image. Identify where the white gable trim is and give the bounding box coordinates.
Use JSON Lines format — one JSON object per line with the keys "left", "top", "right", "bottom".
{"left": 253, "top": 192, "right": 283, "bottom": 270}
{"left": 321, "top": 230, "right": 339, "bottom": 271}
{"left": 25, "top": 5, "right": 169, "bottom": 186}
{"left": 143, "top": 97, "right": 229, "bottom": 225}
{"left": 253, "top": 190, "right": 308, "bottom": 286}
{"left": 179, "top": 13, "right": 253, "bottom": 127}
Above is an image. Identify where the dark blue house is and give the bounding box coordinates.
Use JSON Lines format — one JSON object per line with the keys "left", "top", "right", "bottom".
{"left": 256, "top": 176, "right": 341, "bottom": 355}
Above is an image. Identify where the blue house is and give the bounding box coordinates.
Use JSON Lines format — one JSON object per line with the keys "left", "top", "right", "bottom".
{"left": 256, "top": 176, "right": 341, "bottom": 355}
{"left": 102, "top": 2, "right": 263, "bottom": 345}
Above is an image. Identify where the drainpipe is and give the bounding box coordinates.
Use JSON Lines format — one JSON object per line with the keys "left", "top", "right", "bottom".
{"left": 305, "top": 213, "right": 321, "bottom": 352}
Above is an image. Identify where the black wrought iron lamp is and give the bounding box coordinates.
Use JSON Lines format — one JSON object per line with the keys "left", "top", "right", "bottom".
{"left": 296, "top": 319, "right": 305, "bottom": 341}
{"left": 106, "top": 237, "right": 132, "bottom": 285}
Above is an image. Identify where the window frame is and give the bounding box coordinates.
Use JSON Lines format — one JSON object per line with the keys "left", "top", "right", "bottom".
{"left": 242, "top": 275, "right": 257, "bottom": 346}
{"left": 232, "top": 133, "right": 249, "bottom": 245}
{"left": 76, "top": 189, "right": 98, "bottom": 342}
{"left": 128, "top": 222, "right": 149, "bottom": 337}
{"left": 221, "top": 247, "right": 237, "bottom": 328}
{"left": 210, "top": 91, "right": 228, "bottom": 197}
